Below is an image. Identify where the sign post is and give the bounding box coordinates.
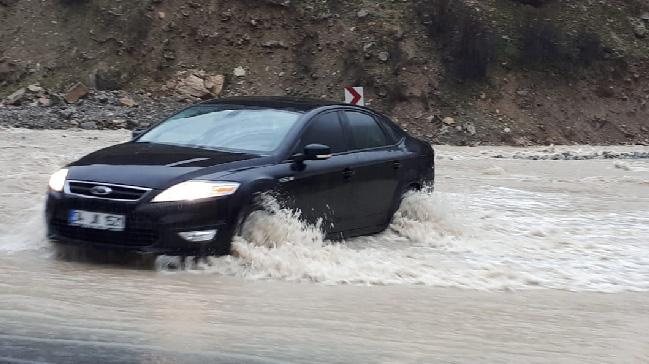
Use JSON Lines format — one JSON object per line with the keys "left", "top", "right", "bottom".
{"left": 344, "top": 87, "right": 365, "bottom": 106}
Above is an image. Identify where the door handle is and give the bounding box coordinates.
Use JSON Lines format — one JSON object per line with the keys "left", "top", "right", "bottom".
{"left": 392, "top": 160, "right": 401, "bottom": 169}
{"left": 342, "top": 168, "right": 355, "bottom": 179}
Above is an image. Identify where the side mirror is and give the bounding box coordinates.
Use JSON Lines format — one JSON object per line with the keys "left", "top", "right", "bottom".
{"left": 131, "top": 128, "right": 146, "bottom": 139}
{"left": 304, "top": 144, "right": 332, "bottom": 160}
{"left": 294, "top": 144, "right": 332, "bottom": 162}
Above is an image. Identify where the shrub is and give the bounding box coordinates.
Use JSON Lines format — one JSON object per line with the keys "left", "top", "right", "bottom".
{"left": 418, "top": 0, "right": 454, "bottom": 36}
{"left": 520, "top": 17, "right": 568, "bottom": 66}
{"left": 452, "top": 15, "right": 494, "bottom": 80}
{"left": 416, "top": 0, "right": 495, "bottom": 80}
{"left": 573, "top": 31, "right": 604, "bottom": 66}
{"left": 519, "top": 14, "right": 604, "bottom": 72}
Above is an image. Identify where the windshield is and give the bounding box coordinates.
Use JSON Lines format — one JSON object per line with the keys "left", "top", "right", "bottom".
{"left": 137, "top": 105, "right": 301, "bottom": 154}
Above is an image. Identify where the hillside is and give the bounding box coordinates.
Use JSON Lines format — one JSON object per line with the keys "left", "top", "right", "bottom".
{"left": 1, "top": 0, "right": 648, "bottom": 145}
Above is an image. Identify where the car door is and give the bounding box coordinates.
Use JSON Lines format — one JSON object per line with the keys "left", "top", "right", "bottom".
{"left": 341, "top": 110, "right": 403, "bottom": 230}
{"left": 276, "top": 111, "right": 355, "bottom": 235}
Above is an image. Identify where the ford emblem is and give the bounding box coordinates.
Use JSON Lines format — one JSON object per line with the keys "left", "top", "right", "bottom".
{"left": 90, "top": 186, "right": 113, "bottom": 196}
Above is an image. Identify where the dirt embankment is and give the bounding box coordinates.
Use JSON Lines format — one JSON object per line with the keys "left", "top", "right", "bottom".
{"left": 1, "top": 0, "right": 648, "bottom": 145}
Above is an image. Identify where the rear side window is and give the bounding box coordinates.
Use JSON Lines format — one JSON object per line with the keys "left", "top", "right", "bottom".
{"left": 344, "top": 111, "right": 389, "bottom": 150}
{"left": 376, "top": 115, "right": 403, "bottom": 143}
{"left": 298, "top": 112, "right": 347, "bottom": 153}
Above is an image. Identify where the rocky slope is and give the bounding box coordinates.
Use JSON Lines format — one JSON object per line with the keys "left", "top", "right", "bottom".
{"left": 1, "top": 0, "right": 648, "bottom": 145}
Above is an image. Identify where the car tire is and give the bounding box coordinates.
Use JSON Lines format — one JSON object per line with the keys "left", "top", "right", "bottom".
{"left": 203, "top": 192, "right": 269, "bottom": 257}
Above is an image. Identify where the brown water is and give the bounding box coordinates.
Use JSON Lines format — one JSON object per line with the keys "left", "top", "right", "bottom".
{"left": 1, "top": 129, "right": 648, "bottom": 363}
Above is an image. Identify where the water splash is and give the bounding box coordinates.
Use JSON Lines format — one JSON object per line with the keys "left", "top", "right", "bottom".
{"left": 237, "top": 196, "right": 325, "bottom": 249}
{"left": 167, "top": 191, "right": 475, "bottom": 286}
{"left": 0, "top": 203, "right": 48, "bottom": 253}
{"left": 156, "top": 187, "right": 649, "bottom": 292}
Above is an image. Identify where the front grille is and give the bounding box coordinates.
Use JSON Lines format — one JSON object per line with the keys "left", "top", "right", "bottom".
{"left": 51, "top": 219, "right": 158, "bottom": 246}
{"left": 66, "top": 180, "right": 151, "bottom": 201}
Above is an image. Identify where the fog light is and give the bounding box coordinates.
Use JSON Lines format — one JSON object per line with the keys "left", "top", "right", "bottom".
{"left": 178, "top": 229, "right": 217, "bottom": 243}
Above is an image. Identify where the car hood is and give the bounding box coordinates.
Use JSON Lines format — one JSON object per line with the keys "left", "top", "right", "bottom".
{"left": 67, "top": 142, "right": 270, "bottom": 189}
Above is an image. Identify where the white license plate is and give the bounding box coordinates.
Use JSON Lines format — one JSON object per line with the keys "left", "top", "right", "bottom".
{"left": 68, "top": 210, "right": 126, "bottom": 231}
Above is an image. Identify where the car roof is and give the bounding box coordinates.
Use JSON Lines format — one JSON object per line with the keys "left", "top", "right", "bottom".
{"left": 199, "top": 96, "right": 349, "bottom": 112}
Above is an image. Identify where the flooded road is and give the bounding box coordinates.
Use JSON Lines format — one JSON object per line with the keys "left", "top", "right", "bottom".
{"left": 1, "top": 129, "right": 648, "bottom": 363}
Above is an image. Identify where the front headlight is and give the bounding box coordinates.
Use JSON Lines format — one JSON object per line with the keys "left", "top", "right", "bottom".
{"left": 48, "top": 168, "right": 68, "bottom": 192}
{"left": 152, "top": 181, "right": 240, "bottom": 203}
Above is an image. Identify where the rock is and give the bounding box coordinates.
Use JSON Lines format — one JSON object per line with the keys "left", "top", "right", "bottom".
{"left": 119, "top": 97, "right": 138, "bottom": 107}
{"left": 0, "top": 60, "right": 25, "bottom": 84}
{"left": 442, "top": 116, "right": 455, "bottom": 125}
{"left": 158, "top": 11, "right": 166, "bottom": 19}
{"left": 58, "top": 108, "right": 75, "bottom": 120}
{"left": 64, "top": 82, "right": 90, "bottom": 103}
{"left": 203, "top": 74, "right": 225, "bottom": 96}
{"left": 176, "top": 74, "right": 210, "bottom": 98}
{"left": 171, "top": 71, "right": 224, "bottom": 98}
{"left": 504, "top": 127, "right": 512, "bottom": 133}
{"left": 233, "top": 66, "right": 246, "bottom": 77}
{"left": 641, "top": 13, "right": 649, "bottom": 22}
{"left": 516, "top": 90, "right": 530, "bottom": 97}
{"left": 111, "top": 118, "right": 127, "bottom": 128}
{"left": 357, "top": 9, "right": 369, "bottom": 18}
{"left": 27, "top": 84, "right": 44, "bottom": 93}
{"left": 92, "top": 66, "right": 129, "bottom": 91}
{"left": 5, "top": 88, "right": 26, "bottom": 105}
{"left": 37, "top": 96, "right": 51, "bottom": 107}
{"left": 95, "top": 93, "right": 110, "bottom": 104}
{"left": 80, "top": 121, "right": 97, "bottom": 130}
{"left": 378, "top": 51, "right": 390, "bottom": 62}
{"left": 464, "top": 123, "right": 476, "bottom": 135}
{"left": 632, "top": 20, "right": 647, "bottom": 38}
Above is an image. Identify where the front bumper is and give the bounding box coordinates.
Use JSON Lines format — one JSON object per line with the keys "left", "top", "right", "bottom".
{"left": 45, "top": 190, "right": 243, "bottom": 255}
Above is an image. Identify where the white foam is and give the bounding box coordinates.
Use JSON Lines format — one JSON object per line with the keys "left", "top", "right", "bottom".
{"left": 160, "top": 188, "right": 649, "bottom": 292}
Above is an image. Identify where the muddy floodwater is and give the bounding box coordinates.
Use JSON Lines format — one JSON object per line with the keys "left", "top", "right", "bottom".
{"left": 1, "top": 129, "right": 648, "bottom": 363}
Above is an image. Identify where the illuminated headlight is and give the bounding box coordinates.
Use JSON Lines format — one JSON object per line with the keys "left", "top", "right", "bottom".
{"left": 152, "top": 181, "right": 240, "bottom": 203}
{"left": 48, "top": 168, "right": 68, "bottom": 192}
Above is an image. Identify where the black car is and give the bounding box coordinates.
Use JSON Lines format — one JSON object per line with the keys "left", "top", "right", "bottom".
{"left": 46, "top": 97, "right": 435, "bottom": 255}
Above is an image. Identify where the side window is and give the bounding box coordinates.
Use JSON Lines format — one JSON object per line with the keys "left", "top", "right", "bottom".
{"left": 345, "top": 111, "right": 389, "bottom": 150}
{"left": 298, "top": 112, "right": 347, "bottom": 154}
{"left": 376, "top": 115, "right": 403, "bottom": 143}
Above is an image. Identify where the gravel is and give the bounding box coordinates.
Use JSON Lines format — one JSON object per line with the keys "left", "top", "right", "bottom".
{"left": 0, "top": 90, "right": 187, "bottom": 130}
{"left": 493, "top": 151, "right": 649, "bottom": 160}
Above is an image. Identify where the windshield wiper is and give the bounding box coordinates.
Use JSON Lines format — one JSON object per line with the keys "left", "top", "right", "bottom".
{"left": 184, "top": 144, "right": 255, "bottom": 155}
